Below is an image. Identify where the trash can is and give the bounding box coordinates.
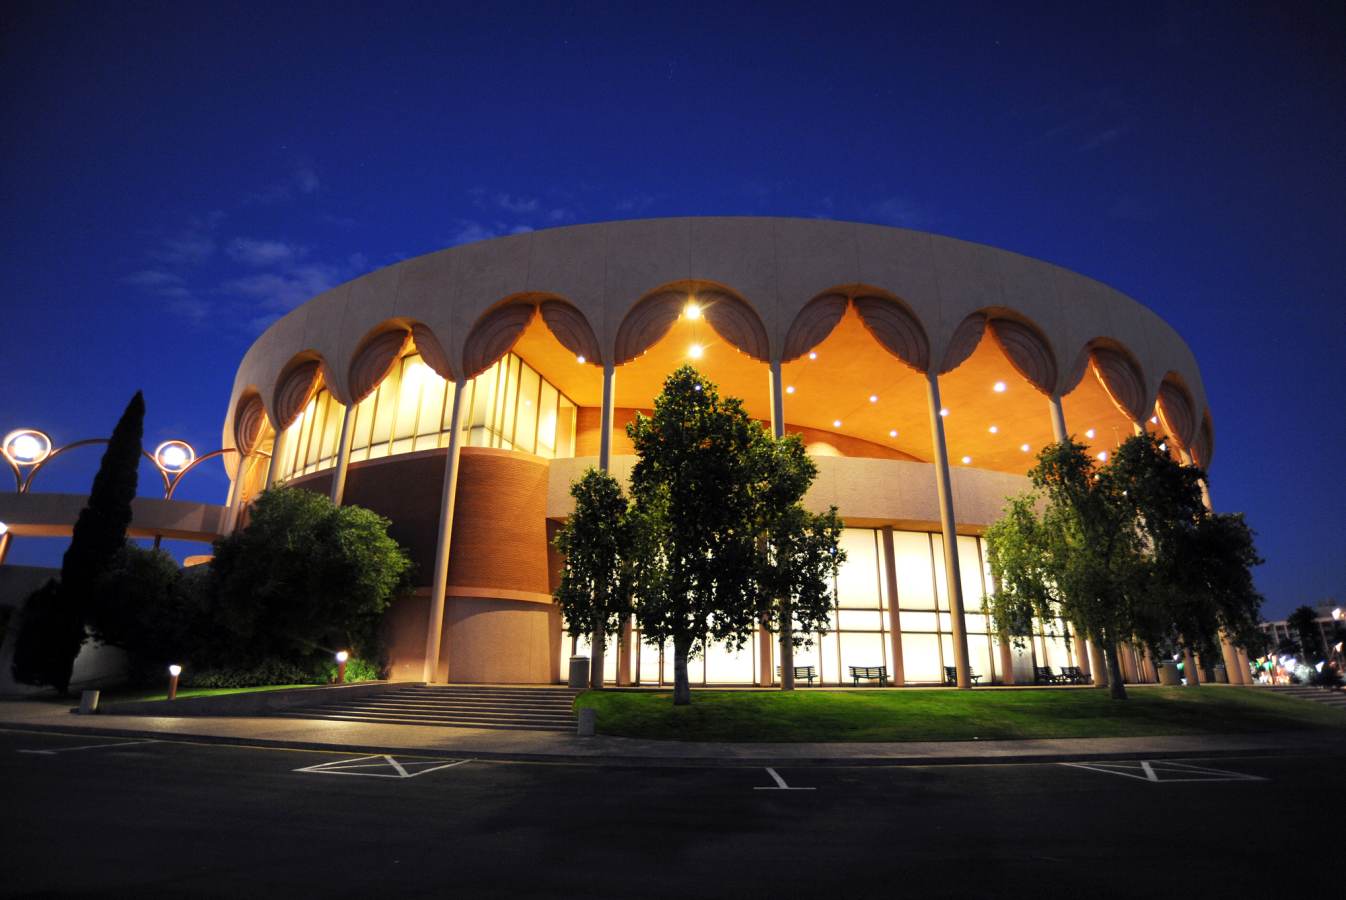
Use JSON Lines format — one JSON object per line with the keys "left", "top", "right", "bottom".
{"left": 568, "top": 656, "right": 590, "bottom": 689}
{"left": 1212, "top": 665, "right": 1228, "bottom": 684}
{"left": 1157, "top": 661, "right": 1180, "bottom": 686}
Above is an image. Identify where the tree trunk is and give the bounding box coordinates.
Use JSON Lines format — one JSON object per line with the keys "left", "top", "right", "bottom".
{"left": 590, "top": 625, "right": 605, "bottom": 690}
{"left": 779, "top": 597, "right": 795, "bottom": 691}
{"left": 1183, "top": 646, "right": 1201, "bottom": 687}
{"left": 1104, "top": 644, "right": 1128, "bottom": 700}
{"left": 672, "top": 634, "right": 691, "bottom": 705}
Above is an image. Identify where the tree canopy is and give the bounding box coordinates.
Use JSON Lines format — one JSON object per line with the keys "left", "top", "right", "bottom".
{"left": 984, "top": 432, "right": 1263, "bottom": 699}
{"left": 552, "top": 467, "right": 634, "bottom": 688}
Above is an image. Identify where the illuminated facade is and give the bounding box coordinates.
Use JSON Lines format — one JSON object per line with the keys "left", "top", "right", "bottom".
{"left": 222, "top": 217, "right": 1240, "bottom": 687}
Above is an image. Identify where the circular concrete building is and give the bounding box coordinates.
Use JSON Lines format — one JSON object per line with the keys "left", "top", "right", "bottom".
{"left": 221, "top": 217, "right": 1215, "bottom": 688}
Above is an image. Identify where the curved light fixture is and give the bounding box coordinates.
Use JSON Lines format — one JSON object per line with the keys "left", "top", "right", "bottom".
{"left": 154, "top": 440, "right": 196, "bottom": 473}
{"left": 2, "top": 429, "right": 52, "bottom": 466}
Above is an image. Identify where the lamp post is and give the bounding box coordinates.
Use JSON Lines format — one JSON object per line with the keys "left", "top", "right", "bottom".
{"left": 167, "top": 664, "right": 182, "bottom": 700}
{"left": 0, "top": 429, "right": 53, "bottom": 566}
{"left": 150, "top": 441, "right": 196, "bottom": 549}
{"left": 335, "top": 650, "right": 349, "bottom": 684}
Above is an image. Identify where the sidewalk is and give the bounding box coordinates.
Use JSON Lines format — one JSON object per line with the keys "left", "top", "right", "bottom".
{"left": 2, "top": 699, "right": 1342, "bottom": 767}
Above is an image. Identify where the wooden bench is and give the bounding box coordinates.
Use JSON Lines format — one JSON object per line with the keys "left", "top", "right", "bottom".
{"left": 776, "top": 665, "right": 817, "bottom": 686}
{"left": 1060, "top": 665, "right": 1090, "bottom": 685}
{"left": 849, "top": 665, "right": 888, "bottom": 686}
{"left": 1035, "top": 666, "right": 1063, "bottom": 684}
{"left": 944, "top": 665, "right": 984, "bottom": 686}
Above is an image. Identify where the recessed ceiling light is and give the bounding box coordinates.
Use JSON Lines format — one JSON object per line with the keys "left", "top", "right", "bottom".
{"left": 1085, "top": 428, "right": 1096, "bottom": 439}
{"left": 889, "top": 429, "right": 898, "bottom": 438}
{"left": 688, "top": 343, "right": 704, "bottom": 359}
{"left": 1150, "top": 416, "right": 1159, "bottom": 425}
{"left": 785, "top": 385, "right": 795, "bottom": 394}
{"left": 988, "top": 425, "right": 998, "bottom": 434}
{"left": 684, "top": 301, "right": 701, "bottom": 320}
{"left": 1020, "top": 443, "right": 1030, "bottom": 452}
{"left": 961, "top": 456, "right": 972, "bottom": 464}
{"left": 993, "top": 381, "right": 1007, "bottom": 393}
{"left": 869, "top": 394, "right": 878, "bottom": 403}
{"left": 833, "top": 419, "right": 842, "bottom": 428}
{"left": 808, "top": 351, "right": 817, "bottom": 360}
{"left": 575, "top": 354, "right": 586, "bottom": 364}
{"left": 1096, "top": 451, "right": 1108, "bottom": 462}
{"left": 939, "top": 408, "right": 949, "bottom": 417}
{"left": 1159, "top": 442, "right": 1167, "bottom": 451}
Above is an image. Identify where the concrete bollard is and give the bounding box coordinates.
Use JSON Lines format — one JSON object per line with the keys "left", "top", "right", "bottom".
{"left": 77, "top": 690, "right": 100, "bottom": 715}
{"left": 577, "top": 707, "right": 596, "bottom": 737}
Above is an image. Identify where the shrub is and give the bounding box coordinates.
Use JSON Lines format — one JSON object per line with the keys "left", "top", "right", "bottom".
{"left": 182, "top": 659, "right": 323, "bottom": 688}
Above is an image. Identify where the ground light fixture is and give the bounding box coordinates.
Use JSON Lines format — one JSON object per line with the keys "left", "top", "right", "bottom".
{"left": 335, "top": 650, "right": 349, "bottom": 684}
{"left": 2, "top": 428, "right": 52, "bottom": 466}
{"left": 167, "top": 664, "right": 182, "bottom": 701}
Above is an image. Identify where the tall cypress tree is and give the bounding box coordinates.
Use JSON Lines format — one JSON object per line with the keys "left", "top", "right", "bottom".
{"left": 12, "top": 391, "right": 144, "bottom": 694}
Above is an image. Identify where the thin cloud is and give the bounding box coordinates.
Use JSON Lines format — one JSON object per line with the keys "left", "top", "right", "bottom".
{"left": 444, "top": 219, "right": 534, "bottom": 247}
{"left": 244, "top": 166, "right": 323, "bottom": 204}
{"left": 226, "top": 238, "right": 306, "bottom": 266}
{"left": 123, "top": 269, "right": 185, "bottom": 288}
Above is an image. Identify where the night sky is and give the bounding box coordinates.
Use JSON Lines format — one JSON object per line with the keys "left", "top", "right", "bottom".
{"left": 1, "top": 2, "right": 1342, "bottom": 619}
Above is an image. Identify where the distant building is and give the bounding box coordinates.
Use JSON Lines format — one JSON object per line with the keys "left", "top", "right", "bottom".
{"left": 1260, "top": 604, "right": 1344, "bottom": 657}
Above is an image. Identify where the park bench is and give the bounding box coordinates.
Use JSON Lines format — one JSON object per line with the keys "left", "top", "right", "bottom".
{"left": 1060, "top": 665, "right": 1090, "bottom": 685}
{"left": 849, "top": 665, "right": 888, "bottom": 686}
{"left": 1034, "top": 666, "right": 1063, "bottom": 684}
{"left": 776, "top": 665, "right": 817, "bottom": 686}
{"left": 944, "top": 665, "right": 983, "bottom": 686}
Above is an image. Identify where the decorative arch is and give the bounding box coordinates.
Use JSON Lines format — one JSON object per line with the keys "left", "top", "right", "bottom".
{"left": 783, "top": 293, "right": 848, "bottom": 363}
{"left": 1088, "top": 343, "right": 1147, "bottom": 424}
{"left": 938, "top": 313, "right": 987, "bottom": 374}
{"left": 614, "top": 289, "right": 683, "bottom": 365}
{"left": 233, "top": 393, "right": 267, "bottom": 455}
{"left": 540, "top": 299, "right": 601, "bottom": 365}
{"left": 699, "top": 288, "right": 769, "bottom": 361}
{"left": 852, "top": 295, "right": 930, "bottom": 372}
{"left": 1191, "top": 412, "right": 1214, "bottom": 468}
{"left": 987, "top": 316, "right": 1057, "bottom": 395}
{"left": 272, "top": 358, "right": 323, "bottom": 431}
{"left": 462, "top": 302, "right": 535, "bottom": 379}
{"left": 1155, "top": 376, "right": 1198, "bottom": 449}
{"left": 410, "top": 323, "right": 454, "bottom": 381}
{"left": 349, "top": 327, "right": 411, "bottom": 404}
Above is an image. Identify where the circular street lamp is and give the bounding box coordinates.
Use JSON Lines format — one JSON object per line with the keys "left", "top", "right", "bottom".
{"left": 3, "top": 429, "right": 53, "bottom": 467}
{"left": 154, "top": 440, "right": 196, "bottom": 474}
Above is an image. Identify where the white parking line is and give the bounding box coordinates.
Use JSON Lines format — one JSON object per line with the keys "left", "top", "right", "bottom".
{"left": 18, "top": 739, "right": 160, "bottom": 756}
{"left": 753, "top": 767, "right": 815, "bottom": 790}
{"left": 1061, "top": 760, "right": 1266, "bottom": 783}
{"left": 294, "top": 754, "right": 473, "bottom": 778}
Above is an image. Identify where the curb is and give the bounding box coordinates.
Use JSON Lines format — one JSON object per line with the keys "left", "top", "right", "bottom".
{"left": 1, "top": 720, "right": 1340, "bottom": 768}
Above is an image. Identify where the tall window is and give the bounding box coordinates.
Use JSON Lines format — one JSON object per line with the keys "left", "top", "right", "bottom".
{"left": 275, "top": 350, "right": 578, "bottom": 481}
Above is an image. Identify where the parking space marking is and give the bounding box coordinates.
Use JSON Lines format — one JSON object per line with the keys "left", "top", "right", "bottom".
{"left": 18, "top": 739, "right": 160, "bottom": 756}
{"left": 1061, "top": 760, "right": 1266, "bottom": 783}
{"left": 294, "top": 754, "right": 473, "bottom": 779}
{"left": 753, "top": 767, "right": 815, "bottom": 791}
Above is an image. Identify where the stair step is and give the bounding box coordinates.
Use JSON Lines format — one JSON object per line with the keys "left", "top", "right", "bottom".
{"left": 291, "top": 712, "right": 571, "bottom": 732}
{"left": 319, "top": 705, "right": 573, "bottom": 722}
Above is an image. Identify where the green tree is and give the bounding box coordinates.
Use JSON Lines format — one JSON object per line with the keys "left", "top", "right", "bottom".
{"left": 12, "top": 391, "right": 144, "bottom": 693}
{"left": 553, "top": 468, "right": 634, "bottom": 689}
{"left": 1110, "top": 434, "right": 1263, "bottom": 680}
{"left": 626, "top": 366, "right": 767, "bottom": 705}
{"left": 753, "top": 434, "right": 844, "bottom": 690}
{"left": 209, "top": 487, "right": 413, "bottom": 668}
{"left": 1287, "top": 605, "right": 1326, "bottom": 662}
{"left": 986, "top": 439, "right": 1141, "bottom": 699}
{"left": 87, "top": 545, "right": 202, "bottom": 678}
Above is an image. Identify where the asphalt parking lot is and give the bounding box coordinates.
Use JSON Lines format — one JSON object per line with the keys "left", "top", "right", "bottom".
{"left": 2, "top": 727, "right": 1341, "bottom": 899}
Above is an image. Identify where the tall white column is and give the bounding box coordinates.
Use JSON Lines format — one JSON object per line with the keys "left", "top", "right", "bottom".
{"left": 1049, "top": 394, "right": 1068, "bottom": 443}
{"left": 222, "top": 466, "right": 244, "bottom": 534}
{"left": 422, "top": 380, "right": 467, "bottom": 684}
{"left": 262, "top": 443, "right": 279, "bottom": 491}
{"left": 599, "top": 360, "right": 616, "bottom": 471}
{"left": 591, "top": 358, "right": 617, "bottom": 689}
{"left": 926, "top": 370, "right": 972, "bottom": 689}
{"left": 768, "top": 357, "right": 796, "bottom": 690}
{"left": 329, "top": 404, "right": 356, "bottom": 506}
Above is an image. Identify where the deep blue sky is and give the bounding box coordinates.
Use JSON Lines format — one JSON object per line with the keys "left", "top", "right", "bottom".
{"left": 1, "top": 2, "right": 1342, "bottom": 618}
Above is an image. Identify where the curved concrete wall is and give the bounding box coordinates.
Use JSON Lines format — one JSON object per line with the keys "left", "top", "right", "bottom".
{"left": 223, "top": 217, "right": 1210, "bottom": 471}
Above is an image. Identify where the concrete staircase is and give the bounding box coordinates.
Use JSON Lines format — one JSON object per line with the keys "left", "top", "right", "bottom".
{"left": 290, "top": 684, "right": 580, "bottom": 731}
{"left": 1262, "top": 684, "right": 1346, "bottom": 711}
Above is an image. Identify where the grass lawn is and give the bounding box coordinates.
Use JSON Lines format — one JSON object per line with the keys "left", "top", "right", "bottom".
{"left": 575, "top": 686, "right": 1346, "bottom": 742}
